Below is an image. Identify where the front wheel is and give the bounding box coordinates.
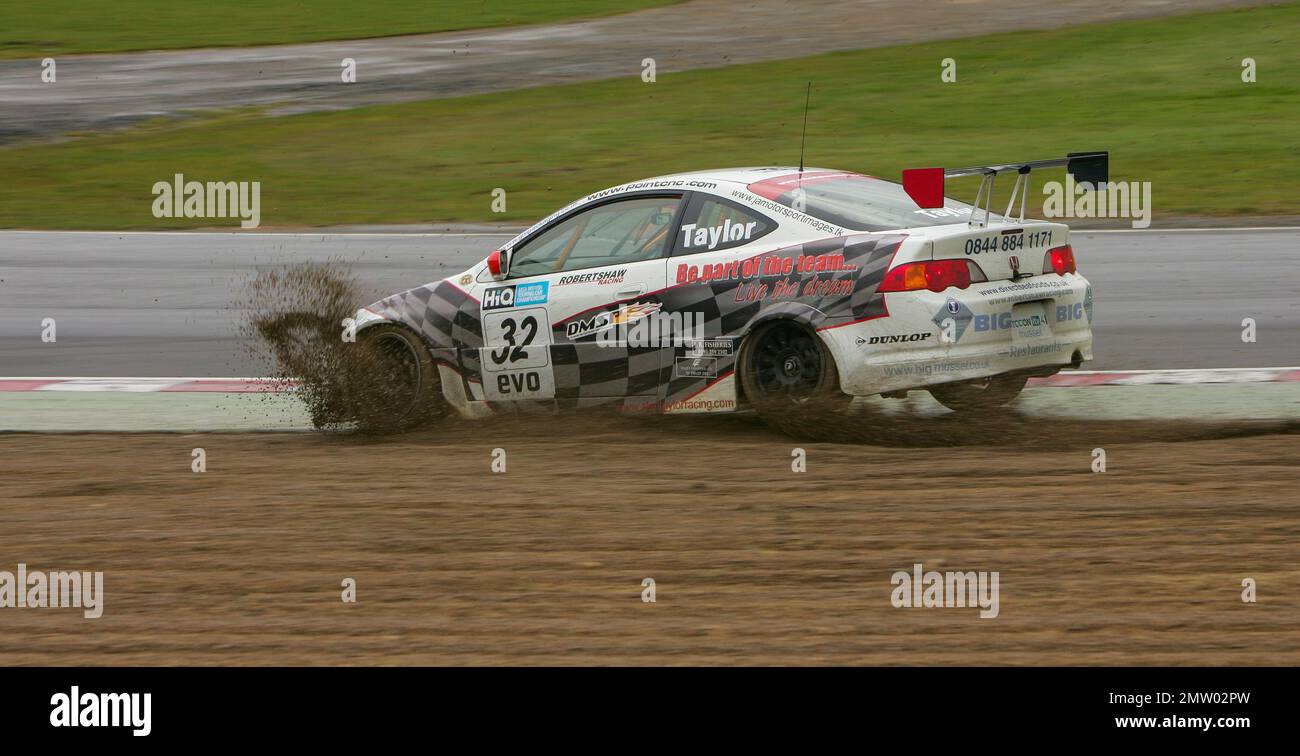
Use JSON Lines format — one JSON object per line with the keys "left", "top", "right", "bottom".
{"left": 738, "top": 321, "right": 851, "bottom": 435}
{"left": 928, "top": 374, "right": 1027, "bottom": 413}
{"left": 353, "top": 324, "right": 449, "bottom": 432}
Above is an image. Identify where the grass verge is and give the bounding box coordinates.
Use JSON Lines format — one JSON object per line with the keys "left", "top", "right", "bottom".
{"left": 1, "top": 2, "right": 1296, "bottom": 228}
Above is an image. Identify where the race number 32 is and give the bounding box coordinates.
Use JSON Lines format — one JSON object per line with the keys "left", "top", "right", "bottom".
{"left": 490, "top": 314, "right": 539, "bottom": 367}
{"left": 481, "top": 307, "right": 555, "bottom": 400}
{"left": 483, "top": 308, "right": 550, "bottom": 371}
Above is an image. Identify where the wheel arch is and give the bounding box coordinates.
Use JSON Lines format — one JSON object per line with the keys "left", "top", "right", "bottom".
{"left": 355, "top": 317, "right": 468, "bottom": 411}
{"left": 734, "top": 304, "right": 846, "bottom": 396}
{"left": 733, "top": 309, "right": 845, "bottom": 406}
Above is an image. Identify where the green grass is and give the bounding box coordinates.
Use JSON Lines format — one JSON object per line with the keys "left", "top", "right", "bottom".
{"left": 2, "top": 2, "right": 1297, "bottom": 229}
{"left": 0, "top": 0, "right": 678, "bottom": 58}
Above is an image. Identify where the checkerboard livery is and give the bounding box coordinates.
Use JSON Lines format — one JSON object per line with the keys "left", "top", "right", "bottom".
{"left": 351, "top": 159, "right": 1102, "bottom": 432}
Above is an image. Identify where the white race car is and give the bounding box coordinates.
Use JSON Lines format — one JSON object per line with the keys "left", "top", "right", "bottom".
{"left": 353, "top": 154, "right": 1103, "bottom": 432}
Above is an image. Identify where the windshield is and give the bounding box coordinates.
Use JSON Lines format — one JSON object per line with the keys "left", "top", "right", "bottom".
{"left": 747, "top": 171, "right": 992, "bottom": 231}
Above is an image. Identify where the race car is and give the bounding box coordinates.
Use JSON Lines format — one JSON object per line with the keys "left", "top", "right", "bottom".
{"left": 351, "top": 153, "right": 1104, "bottom": 432}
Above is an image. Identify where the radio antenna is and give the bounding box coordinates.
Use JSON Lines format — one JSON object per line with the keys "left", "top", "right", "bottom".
{"left": 798, "top": 82, "right": 811, "bottom": 173}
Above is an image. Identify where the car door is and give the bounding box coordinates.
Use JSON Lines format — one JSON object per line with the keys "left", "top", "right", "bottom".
{"left": 476, "top": 193, "right": 687, "bottom": 404}
{"left": 657, "top": 192, "right": 780, "bottom": 401}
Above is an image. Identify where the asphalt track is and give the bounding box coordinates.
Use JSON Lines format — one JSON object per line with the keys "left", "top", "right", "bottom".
{"left": 0, "top": 228, "right": 1296, "bottom": 377}
{"left": 0, "top": 0, "right": 1270, "bottom": 144}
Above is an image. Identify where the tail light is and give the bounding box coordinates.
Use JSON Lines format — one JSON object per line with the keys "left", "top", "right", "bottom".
{"left": 1044, "top": 244, "right": 1077, "bottom": 275}
{"left": 880, "top": 259, "right": 986, "bottom": 293}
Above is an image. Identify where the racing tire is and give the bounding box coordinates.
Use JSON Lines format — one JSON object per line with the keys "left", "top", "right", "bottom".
{"left": 928, "top": 373, "right": 1028, "bottom": 413}
{"left": 354, "top": 324, "right": 449, "bottom": 432}
{"left": 738, "top": 320, "right": 852, "bottom": 437}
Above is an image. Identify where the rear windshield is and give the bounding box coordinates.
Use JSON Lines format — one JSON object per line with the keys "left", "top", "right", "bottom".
{"left": 747, "top": 171, "right": 991, "bottom": 232}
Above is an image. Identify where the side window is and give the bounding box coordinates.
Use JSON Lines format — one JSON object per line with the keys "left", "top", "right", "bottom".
{"left": 509, "top": 195, "right": 682, "bottom": 278}
{"left": 672, "top": 194, "right": 775, "bottom": 256}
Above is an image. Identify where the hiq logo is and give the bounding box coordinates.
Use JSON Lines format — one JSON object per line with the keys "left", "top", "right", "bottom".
{"left": 1056, "top": 302, "right": 1085, "bottom": 322}
{"left": 483, "top": 281, "right": 549, "bottom": 311}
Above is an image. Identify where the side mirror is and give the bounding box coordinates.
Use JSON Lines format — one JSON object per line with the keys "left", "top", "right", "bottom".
{"left": 487, "top": 248, "right": 511, "bottom": 280}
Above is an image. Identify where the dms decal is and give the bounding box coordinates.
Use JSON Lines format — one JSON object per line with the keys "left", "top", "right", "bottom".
{"left": 565, "top": 302, "right": 662, "bottom": 340}
{"left": 483, "top": 281, "right": 549, "bottom": 311}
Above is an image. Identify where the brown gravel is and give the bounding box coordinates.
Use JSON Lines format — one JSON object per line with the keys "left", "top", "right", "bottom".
{"left": 0, "top": 413, "right": 1296, "bottom": 665}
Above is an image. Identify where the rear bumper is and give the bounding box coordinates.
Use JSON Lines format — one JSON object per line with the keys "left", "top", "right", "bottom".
{"left": 824, "top": 273, "right": 1094, "bottom": 395}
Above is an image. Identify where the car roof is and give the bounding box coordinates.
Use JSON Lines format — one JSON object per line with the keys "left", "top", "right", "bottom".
{"left": 641, "top": 166, "right": 859, "bottom": 187}
{"left": 506, "top": 167, "right": 900, "bottom": 250}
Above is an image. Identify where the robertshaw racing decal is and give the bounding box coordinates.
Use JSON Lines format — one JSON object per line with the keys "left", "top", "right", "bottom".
{"left": 557, "top": 269, "right": 626, "bottom": 286}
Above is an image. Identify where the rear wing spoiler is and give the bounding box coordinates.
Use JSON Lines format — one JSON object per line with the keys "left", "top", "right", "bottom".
{"left": 902, "top": 151, "right": 1108, "bottom": 227}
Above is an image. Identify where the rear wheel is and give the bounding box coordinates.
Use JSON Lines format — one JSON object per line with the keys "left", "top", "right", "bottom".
{"left": 738, "top": 321, "right": 851, "bottom": 435}
{"left": 928, "top": 374, "right": 1027, "bottom": 413}
{"left": 354, "top": 324, "right": 448, "bottom": 432}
